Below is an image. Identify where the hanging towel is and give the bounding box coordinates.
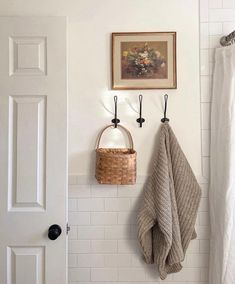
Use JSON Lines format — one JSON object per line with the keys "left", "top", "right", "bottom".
{"left": 137, "top": 122, "right": 201, "bottom": 280}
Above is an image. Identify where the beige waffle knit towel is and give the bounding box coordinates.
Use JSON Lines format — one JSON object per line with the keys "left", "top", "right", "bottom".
{"left": 137, "top": 122, "right": 201, "bottom": 280}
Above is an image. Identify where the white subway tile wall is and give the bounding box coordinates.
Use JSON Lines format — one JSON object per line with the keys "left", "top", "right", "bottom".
{"left": 68, "top": 178, "right": 209, "bottom": 284}
{"left": 68, "top": 0, "right": 235, "bottom": 283}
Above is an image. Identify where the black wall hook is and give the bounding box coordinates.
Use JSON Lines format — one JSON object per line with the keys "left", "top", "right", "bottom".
{"left": 136, "top": 94, "right": 145, "bottom": 127}
{"left": 161, "top": 94, "right": 170, "bottom": 123}
{"left": 111, "top": 95, "right": 120, "bottom": 128}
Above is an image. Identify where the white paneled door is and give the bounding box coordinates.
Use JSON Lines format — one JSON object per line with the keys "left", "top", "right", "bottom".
{"left": 0, "top": 17, "right": 68, "bottom": 283}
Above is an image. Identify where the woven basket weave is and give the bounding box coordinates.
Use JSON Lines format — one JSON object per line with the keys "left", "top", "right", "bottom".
{"left": 95, "top": 124, "right": 137, "bottom": 185}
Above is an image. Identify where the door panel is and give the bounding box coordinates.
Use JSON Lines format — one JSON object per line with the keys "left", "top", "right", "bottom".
{"left": 8, "top": 96, "right": 46, "bottom": 211}
{"left": 0, "top": 17, "right": 67, "bottom": 284}
{"left": 9, "top": 36, "right": 47, "bottom": 76}
{"left": 7, "top": 246, "right": 45, "bottom": 284}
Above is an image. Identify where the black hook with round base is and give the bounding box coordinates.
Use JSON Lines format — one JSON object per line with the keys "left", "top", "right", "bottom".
{"left": 112, "top": 96, "right": 120, "bottom": 128}
{"left": 161, "top": 94, "right": 170, "bottom": 123}
{"left": 136, "top": 94, "right": 145, "bottom": 128}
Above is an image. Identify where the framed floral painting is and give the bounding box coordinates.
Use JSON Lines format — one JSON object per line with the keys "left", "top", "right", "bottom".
{"left": 112, "top": 32, "right": 177, "bottom": 89}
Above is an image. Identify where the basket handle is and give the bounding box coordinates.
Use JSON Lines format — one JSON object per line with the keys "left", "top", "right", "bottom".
{"left": 96, "top": 124, "right": 134, "bottom": 150}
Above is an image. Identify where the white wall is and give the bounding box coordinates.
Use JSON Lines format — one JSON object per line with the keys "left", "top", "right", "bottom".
{"left": 67, "top": 0, "right": 201, "bottom": 177}
{"left": 0, "top": 1, "right": 202, "bottom": 178}
{"left": 0, "top": 0, "right": 202, "bottom": 177}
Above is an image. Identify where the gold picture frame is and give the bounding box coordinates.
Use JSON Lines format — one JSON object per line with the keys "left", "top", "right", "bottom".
{"left": 112, "top": 32, "right": 177, "bottom": 90}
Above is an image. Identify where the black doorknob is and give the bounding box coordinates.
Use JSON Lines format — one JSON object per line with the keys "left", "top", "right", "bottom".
{"left": 48, "top": 224, "right": 62, "bottom": 240}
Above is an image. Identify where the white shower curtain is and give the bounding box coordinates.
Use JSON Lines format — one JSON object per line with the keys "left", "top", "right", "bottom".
{"left": 210, "top": 44, "right": 235, "bottom": 284}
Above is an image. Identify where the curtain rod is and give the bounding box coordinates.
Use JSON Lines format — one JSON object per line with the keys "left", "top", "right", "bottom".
{"left": 220, "top": 30, "right": 235, "bottom": 46}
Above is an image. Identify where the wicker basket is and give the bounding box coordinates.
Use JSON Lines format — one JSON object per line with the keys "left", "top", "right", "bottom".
{"left": 95, "top": 124, "right": 137, "bottom": 185}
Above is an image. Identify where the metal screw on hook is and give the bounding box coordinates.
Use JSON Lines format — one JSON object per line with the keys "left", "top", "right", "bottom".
{"left": 111, "top": 95, "right": 120, "bottom": 128}
{"left": 136, "top": 94, "right": 145, "bottom": 127}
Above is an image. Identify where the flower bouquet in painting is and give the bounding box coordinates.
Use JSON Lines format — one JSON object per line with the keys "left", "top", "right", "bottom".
{"left": 121, "top": 42, "right": 167, "bottom": 79}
